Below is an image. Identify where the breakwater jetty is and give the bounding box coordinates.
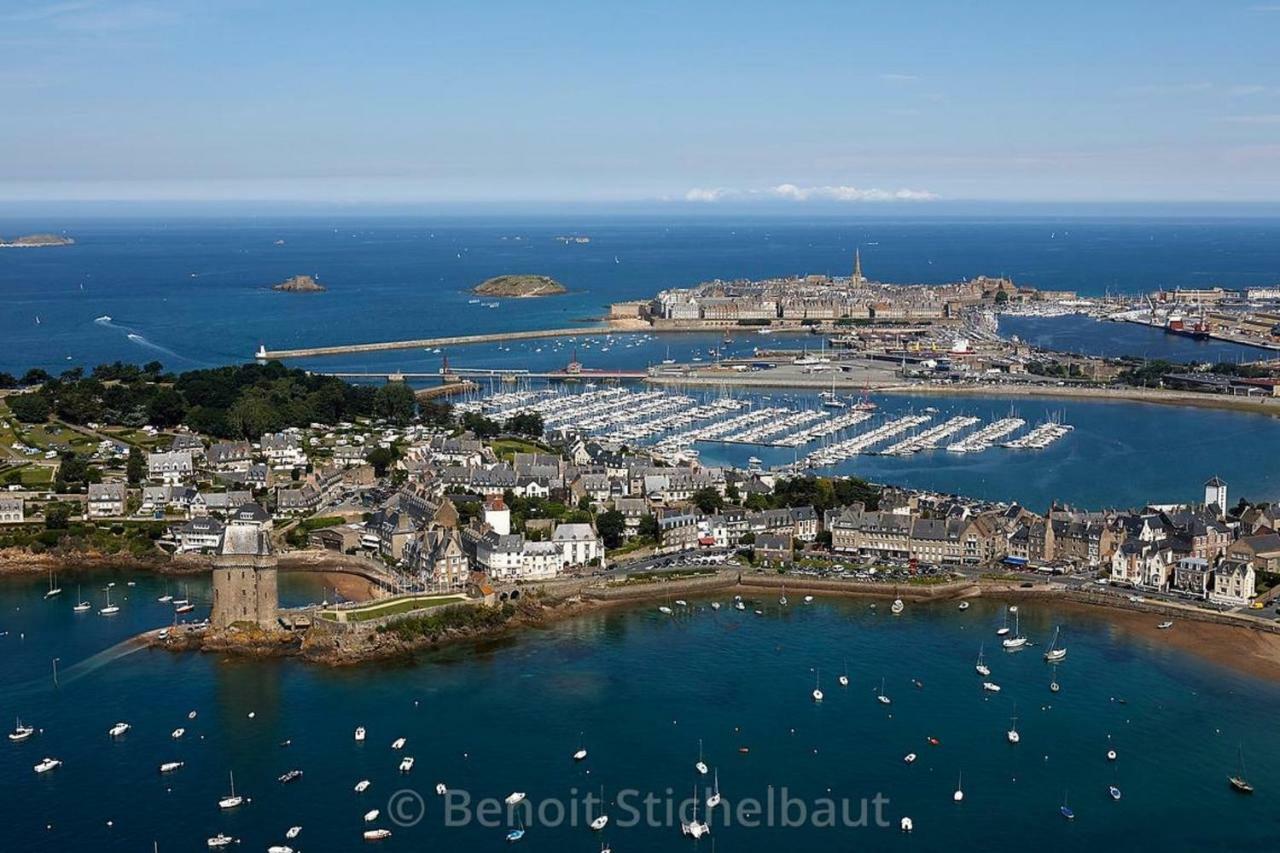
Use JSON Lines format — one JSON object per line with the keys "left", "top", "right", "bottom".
{"left": 256, "top": 326, "right": 612, "bottom": 360}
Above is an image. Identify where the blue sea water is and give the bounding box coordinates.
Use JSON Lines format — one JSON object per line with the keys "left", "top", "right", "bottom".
{"left": 1, "top": 570, "right": 1276, "bottom": 852}
{"left": 999, "top": 314, "right": 1274, "bottom": 363}
{"left": 3, "top": 216, "right": 1280, "bottom": 375}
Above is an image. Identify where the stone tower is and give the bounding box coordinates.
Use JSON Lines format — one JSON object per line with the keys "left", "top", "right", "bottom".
{"left": 852, "top": 248, "right": 864, "bottom": 285}
{"left": 1204, "top": 476, "right": 1227, "bottom": 518}
{"left": 211, "top": 503, "right": 279, "bottom": 630}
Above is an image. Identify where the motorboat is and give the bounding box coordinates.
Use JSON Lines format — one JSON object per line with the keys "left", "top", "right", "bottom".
{"left": 958, "top": 601, "right": 970, "bottom": 611}
{"left": 1109, "top": 785, "right": 1122, "bottom": 801}
{"left": 355, "top": 779, "right": 371, "bottom": 793}
{"left": 286, "top": 827, "right": 301, "bottom": 839}
{"left": 890, "top": 599, "right": 904, "bottom": 615}
{"left": 391, "top": 737, "right": 406, "bottom": 750}
{"left": 364, "top": 829, "right": 392, "bottom": 841}
{"left": 803, "top": 595, "right": 814, "bottom": 604}
{"left": 436, "top": 783, "right": 447, "bottom": 796}
{"left": 159, "top": 761, "right": 184, "bottom": 773}
{"left": 903, "top": 753, "right": 917, "bottom": 764}
{"left": 900, "top": 817, "right": 913, "bottom": 832}
{"left": 207, "top": 834, "right": 236, "bottom": 848}
{"left": 108, "top": 722, "right": 131, "bottom": 737}
{"left": 364, "top": 809, "right": 380, "bottom": 822}
{"left": 171, "top": 728, "right": 185, "bottom": 739}
{"left": 354, "top": 726, "right": 366, "bottom": 742}
{"left": 399, "top": 756, "right": 414, "bottom": 773}
{"left": 505, "top": 792, "right": 527, "bottom": 806}
{"left": 1157, "top": 620, "right": 1174, "bottom": 630}
{"left": 982, "top": 682, "right": 1001, "bottom": 693}
{"left": 267, "top": 847, "right": 293, "bottom": 853}
{"left": 1107, "top": 749, "right": 1117, "bottom": 761}
{"left": 34, "top": 757, "right": 62, "bottom": 773}
{"left": 9, "top": 718, "right": 34, "bottom": 742}
{"left": 278, "top": 769, "right": 303, "bottom": 784}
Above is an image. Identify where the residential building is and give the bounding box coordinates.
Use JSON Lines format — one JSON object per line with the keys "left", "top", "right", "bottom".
{"left": 147, "top": 450, "right": 194, "bottom": 484}
{"left": 87, "top": 482, "right": 127, "bottom": 518}
{"left": 0, "top": 497, "right": 24, "bottom": 524}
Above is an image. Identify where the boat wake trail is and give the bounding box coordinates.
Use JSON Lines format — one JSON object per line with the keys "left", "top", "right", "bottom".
{"left": 92, "top": 316, "right": 205, "bottom": 366}
{"left": 8, "top": 636, "right": 149, "bottom": 699}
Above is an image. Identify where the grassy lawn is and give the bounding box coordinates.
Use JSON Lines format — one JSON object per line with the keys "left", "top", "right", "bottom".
{"left": 319, "top": 594, "right": 466, "bottom": 622}
{"left": 491, "top": 438, "right": 553, "bottom": 460}
{"left": 15, "top": 464, "right": 56, "bottom": 488}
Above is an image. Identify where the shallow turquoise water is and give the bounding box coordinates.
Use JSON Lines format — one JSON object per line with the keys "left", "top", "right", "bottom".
{"left": 2, "top": 571, "right": 1276, "bottom": 852}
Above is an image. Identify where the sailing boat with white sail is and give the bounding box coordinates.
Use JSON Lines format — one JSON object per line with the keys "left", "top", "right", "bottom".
{"left": 1044, "top": 625, "right": 1066, "bottom": 661}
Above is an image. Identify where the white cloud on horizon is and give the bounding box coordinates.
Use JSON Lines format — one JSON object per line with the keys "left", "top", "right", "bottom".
{"left": 684, "top": 184, "right": 937, "bottom": 203}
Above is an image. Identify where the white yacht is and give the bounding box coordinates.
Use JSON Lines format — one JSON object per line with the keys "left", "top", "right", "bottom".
{"left": 44, "top": 570, "right": 62, "bottom": 599}
{"left": 505, "top": 792, "right": 527, "bottom": 806}
{"left": 982, "top": 682, "right": 1001, "bottom": 692}
{"left": 890, "top": 598, "right": 905, "bottom": 615}
{"left": 72, "top": 586, "right": 91, "bottom": 612}
{"left": 877, "top": 677, "right": 891, "bottom": 705}
{"left": 996, "top": 608, "right": 1011, "bottom": 636}
{"left": 953, "top": 771, "right": 964, "bottom": 803}
{"left": 695, "top": 738, "right": 709, "bottom": 775}
{"left": 812, "top": 671, "right": 824, "bottom": 703}
{"left": 355, "top": 726, "right": 366, "bottom": 742}
{"left": 99, "top": 587, "right": 120, "bottom": 616}
{"left": 391, "top": 737, "right": 406, "bottom": 750}
{"left": 573, "top": 733, "right": 588, "bottom": 761}
{"left": 1007, "top": 712, "right": 1020, "bottom": 744}
{"left": 1044, "top": 625, "right": 1067, "bottom": 662}
{"left": 958, "top": 601, "right": 970, "bottom": 611}
{"left": 364, "top": 809, "right": 380, "bottom": 822}
{"left": 34, "top": 757, "right": 62, "bottom": 773}
{"left": 903, "top": 753, "right": 917, "bottom": 764}
{"left": 286, "top": 827, "right": 301, "bottom": 840}
{"left": 355, "top": 779, "right": 371, "bottom": 793}
{"left": 399, "top": 756, "right": 415, "bottom": 773}
{"left": 1001, "top": 611, "right": 1027, "bottom": 649}
{"left": 435, "top": 782, "right": 447, "bottom": 796}
{"left": 159, "top": 761, "right": 184, "bottom": 773}
{"left": 706, "top": 770, "right": 722, "bottom": 809}
{"left": 680, "top": 786, "right": 710, "bottom": 839}
{"left": 1157, "top": 620, "right": 1174, "bottom": 630}
{"left": 171, "top": 727, "right": 185, "bottom": 739}
{"left": 363, "top": 829, "right": 392, "bottom": 841}
{"left": 207, "top": 834, "right": 236, "bottom": 848}
{"left": 975, "top": 645, "right": 991, "bottom": 677}
{"left": 838, "top": 661, "right": 850, "bottom": 688}
{"left": 218, "top": 771, "right": 245, "bottom": 809}
{"left": 108, "top": 722, "right": 131, "bottom": 737}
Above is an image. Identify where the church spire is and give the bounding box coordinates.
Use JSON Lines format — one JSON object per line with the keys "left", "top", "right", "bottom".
{"left": 852, "top": 248, "right": 863, "bottom": 284}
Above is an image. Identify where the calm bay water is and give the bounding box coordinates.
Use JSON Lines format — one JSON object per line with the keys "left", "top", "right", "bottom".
{"left": 1, "top": 570, "right": 1276, "bottom": 852}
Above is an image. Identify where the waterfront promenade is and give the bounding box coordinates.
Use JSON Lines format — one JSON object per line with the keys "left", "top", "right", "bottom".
{"left": 256, "top": 325, "right": 614, "bottom": 360}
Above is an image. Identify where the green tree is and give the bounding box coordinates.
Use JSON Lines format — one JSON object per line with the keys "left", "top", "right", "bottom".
{"left": 596, "top": 509, "right": 626, "bottom": 548}
{"left": 126, "top": 446, "right": 145, "bottom": 485}
{"left": 367, "top": 446, "right": 397, "bottom": 477}
{"left": 691, "top": 487, "right": 724, "bottom": 514}
{"left": 147, "top": 387, "right": 187, "bottom": 427}
{"left": 506, "top": 411, "right": 545, "bottom": 437}
{"left": 374, "top": 381, "right": 416, "bottom": 425}
{"left": 6, "top": 392, "right": 51, "bottom": 423}
{"left": 637, "top": 513, "right": 659, "bottom": 540}
{"left": 44, "top": 502, "right": 71, "bottom": 530}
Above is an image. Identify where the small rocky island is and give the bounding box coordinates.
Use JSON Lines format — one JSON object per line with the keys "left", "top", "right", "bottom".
{"left": 472, "top": 274, "right": 567, "bottom": 297}
{"left": 272, "top": 274, "right": 327, "bottom": 293}
{"left": 0, "top": 233, "right": 74, "bottom": 248}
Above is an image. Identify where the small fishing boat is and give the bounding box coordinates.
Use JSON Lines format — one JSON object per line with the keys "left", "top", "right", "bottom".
{"left": 364, "top": 809, "right": 380, "bottom": 822}
{"left": 207, "top": 834, "right": 236, "bottom": 848}
{"left": 877, "top": 677, "right": 891, "bottom": 705}
{"left": 108, "top": 722, "right": 131, "bottom": 737}
{"left": 1060, "top": 793, "right": 1075, "bottom": 820}
{"left": 218, "top": 771, "right": 246, "bottom": 809}
{"left": 33, "top": 757, "right": 62, "bottom": 773}
{"left": 355, "top": 779, "right": 371, "bottom": 793}
{"left": 159, "top": 761, "right": 184, "bottom": 773}
{"left": 286, "top": 826, "right": 301, "bottom": 839}
{"left": 900, "top": 817, "right": 913, "bottom": 832}
{"left": 1157, "top": 620, "right": 1174, "bottom": 630}
{"left": 354, "top": 726, "right": 366, "bottom": 742}
{"left": 1044, "top": 625, "right": 1067, "bottom": 662}
{"left": 710, "top": 602, "right": 721, "bottom": 610}
{"left": 505, "top": 792, "right": 527, "bottom": 806}
{"left": 958, "top": 601, "right": 970, "bottom": 611}
{"left": 982, "top": 682, "right": 1001, "bottom": 693}
{"left": 804, "top": 595, "right": 814, "bottom": 604}
{"left": 278, "top": 769, "right": 303, "bottom": 784}
{"left": 436, "top": 782, "right": 447, "bottom": 795}
{"left": 1109, "top": 785, "right": 1122, "bottom": 801}
{"left": 174, "top": 602, "right": 195, "bottom": 614}
{"left": 903, "top": 753, "right": 917, "bottom": 764}
{"left": 9, "top": 718, "right": 34, "bottom": 742}
{"left": 399, "top": 756, "right": 414, "bottom": 773}
{"left": 391, "top": 737, "right": 406, "bottom": 750}
{"left": 695, "top": 738, "right": 709, "bottom": 774}
{"left": 658, "top": 605, "right": 673, "bottom": 615}
{"left": 927, "top": 737, "right": 941, "bottom": 747}
{"left": 364, "top": 829, "right": 392, "bottom": 841}
{"left": 171, "top": 728, "right": 185, "bottom": 739}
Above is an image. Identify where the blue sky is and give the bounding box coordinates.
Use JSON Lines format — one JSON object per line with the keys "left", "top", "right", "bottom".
{"left": 2, "top": 0, "right": 1279, "bottom": 204}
